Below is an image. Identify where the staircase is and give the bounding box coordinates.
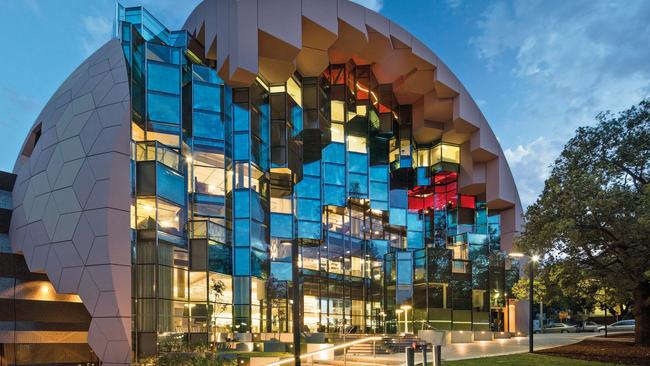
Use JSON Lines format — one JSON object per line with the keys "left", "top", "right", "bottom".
{"left": 346, "top": 340, "right": 389, "bottom": 355}
{"left": 310, "top": 357, "right": 403, "bottom": 366}
{"left": 381, "top": 334, "right": 427, "bottom": 353}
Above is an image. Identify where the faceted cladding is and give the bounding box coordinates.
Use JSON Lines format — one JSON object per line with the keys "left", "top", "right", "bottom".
{"left": 9, "top": 39, "right": 132, "bottom": 365}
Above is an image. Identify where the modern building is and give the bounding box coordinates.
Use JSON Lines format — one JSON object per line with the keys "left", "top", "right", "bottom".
{"left": 3, "top": 0, "right": 523, "bottom": 364}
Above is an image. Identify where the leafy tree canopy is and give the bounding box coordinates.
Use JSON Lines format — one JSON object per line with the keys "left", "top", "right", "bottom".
{"left": 516, "top": 100, "right": 650, "bottom": 345}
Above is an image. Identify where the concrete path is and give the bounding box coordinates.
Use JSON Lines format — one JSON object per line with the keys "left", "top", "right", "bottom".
{"left": 366, "top": 333, "right": 597, "bottom": 363}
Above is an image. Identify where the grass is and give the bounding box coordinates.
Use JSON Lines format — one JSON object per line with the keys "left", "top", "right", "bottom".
{"left": 441, "top": 353, "right": 620, "bottom": 366}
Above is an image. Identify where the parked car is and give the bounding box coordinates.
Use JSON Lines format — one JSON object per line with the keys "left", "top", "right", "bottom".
{"left": 542, "top": 323, "right": 577, "bottom": 333}
{"left": 597, "top": 319, "right": 635, "bottom": 333}
{"left": 577, "top": 321, "right": 603, "bottom": 332}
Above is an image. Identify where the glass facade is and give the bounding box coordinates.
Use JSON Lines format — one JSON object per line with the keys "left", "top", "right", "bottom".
{"left": 118, "top": 5, "right": 519, "bottom": 360}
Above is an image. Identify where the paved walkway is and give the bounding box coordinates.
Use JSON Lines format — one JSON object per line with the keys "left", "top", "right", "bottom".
{"left": 370, "top": 333, "right": 597, "bottom": 363}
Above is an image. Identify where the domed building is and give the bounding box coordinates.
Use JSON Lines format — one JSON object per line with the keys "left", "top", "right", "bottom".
{"left": 4, "top": 0, "right": 523, "bottom": 364}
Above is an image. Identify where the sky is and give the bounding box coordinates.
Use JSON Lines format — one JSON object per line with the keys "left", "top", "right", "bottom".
{"left": 0, "top": 0, "right": 648, "bottom": 207}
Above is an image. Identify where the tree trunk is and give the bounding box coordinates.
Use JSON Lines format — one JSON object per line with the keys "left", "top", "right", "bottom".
{"left": 634, "top": 280, "right": 650, "bottom": 347}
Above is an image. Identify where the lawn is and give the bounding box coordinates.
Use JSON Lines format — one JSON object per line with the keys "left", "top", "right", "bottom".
{"left": 442, "top": 353, "right": 620, "bottom": 366}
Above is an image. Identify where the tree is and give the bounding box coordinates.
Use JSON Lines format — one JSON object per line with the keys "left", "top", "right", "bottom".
{"left": 517, "top": 100, "right": 650, "bottom": 345}
{"left": 512, "top": 277, "right": 548, "bottom": 305}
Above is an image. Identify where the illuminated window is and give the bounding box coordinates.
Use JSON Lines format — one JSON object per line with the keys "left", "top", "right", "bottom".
{"left": 193, "top": 151, "right": 225, "bottom": 196}
{"left": 331, "top": 100, "right": 345, "bottom": 122}
{"left": 400, "top": 139, "right": 410, "bottom": 156}
{"left": 270, "top": 197, "right": 292, "bottom": 214}
{"left": 431, "top": 144, "right": 442, "bottom": 164}
{"left": 331, "top": 123, "right": 344, "bottom": 143}
{"left": 347, "top": 136, "right": 367, "bottom": 154}
{"left": 416, "top": 148, "right": 431, "bottom": 167}
{"left": 442, "top": 144, "right": 460, "bottom": 163}
{"left": 286, "top": 77, "right": 302, "bottom": 107}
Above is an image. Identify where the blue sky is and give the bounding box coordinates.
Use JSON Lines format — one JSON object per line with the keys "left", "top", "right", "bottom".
{"left": 0, "top": 0, "right": 648, "bottom": 207}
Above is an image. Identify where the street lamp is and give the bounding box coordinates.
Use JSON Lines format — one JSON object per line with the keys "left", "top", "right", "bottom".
{"left": 400, "top": 305, "right": 412, "bottom": 334}
{"left": 395, "top": 309, "right": 404, "bottom": 334}
{"left": 509, "top": 252, "right": 539, "bottom": 353}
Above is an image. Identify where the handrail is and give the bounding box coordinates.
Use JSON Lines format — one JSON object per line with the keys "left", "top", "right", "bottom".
{"left": 264, "top": 336, "right": 382, "bottom": 366}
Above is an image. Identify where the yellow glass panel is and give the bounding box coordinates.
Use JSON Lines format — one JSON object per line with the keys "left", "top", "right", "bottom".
{"left": 356, "top": 104, "right": 367, "bottom": 116}
{"left": 132, "top": 122, "right": 145, "bottom": 141}
{"left": 442, "top": 144, "right": 460, "bottom": 163}
{"left": 270, "top": 196, "right": 292, "bottom": 214}
{"left": 347, "top": 135, "right": 367, "bottom": 154}
{"left": 286, "top": 77, "right": 302, "bottom": 107}
{"left": 416, "top": 148, "right": 430, "bottom": 167}
{"left": 270, "top": 85, "right": 285, "bottom": 93}
{"left": 331, "top": 122, "right": 344, "bottom": 143}
{"left": 400, "top": 139, "right": 410, "bottom": 156}
{"left": 431, "top": 144, "right": 442, "bottom": 164}
{"left": 331, "top": 100, "right": 345, "bottom": 122}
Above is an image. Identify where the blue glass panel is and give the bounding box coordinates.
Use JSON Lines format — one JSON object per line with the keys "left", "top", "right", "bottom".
{"left": 208, "top": 243, "right": 232, "bottom": 274}
{"left": 370, "top": 182, "right": 388, "bottom": 202}
{"left": 193, "top": 111, "right": 223, "bottom": 140}
{"left": 348, "top": 153, "right": 368, "bottom": 173}
{"left": 296, "top": 177, "right": 320, "bottom": 199}
{"left": 147, "top": 92, "right": 179, "bottom": 124}
{"left": 234, "top": 247, "right": 250, "bottom": 275}
{"left": 390, "top": 189, "right": 408, "bottom": 209}
{"left": 397, "top": 253, "right": 413, "bottom": 285}
{"left": 323, "top": 185, "right": 345, "bottom": 206}
{"left": 234, "top": 133, "right": 249, "bottom": 160}
{"left": 147, "top": 62, "right": 179, "bottom": 94}
{"left": 389, "top": 207, "right": 406, "bottom": 226}
{"left": 193, "top": 82, "right": 221, "bottom": 112}
{"left": 251, "top": 249, "right": 268, "bottom": 277}
{"left": 323, "top": 164, "right": 345, "bottom": 185}
{"left": 407, "top": 212, "right": 424, "bottom": 231}
{"left": 370, "top": 239, "right": 388, "bottom": 257}
{"left": 271, "top": 262, "right": 292, "bottom": 281}
{"left": 298, "top": 221, "right": 321, "bottom": 239}
{"left": 370, "top": 200, "right": 388, "bottom": 211}
{"left": 156, "top": 164, "right": 184, "bottom": 205}
{"left": 234, "top": 190, "right": 250, "bottom": 218}
{"left": 323, "top": 143, "right": 345, "bottom": 163}
{"left": 250, "top": 221, "right": 267, "bottom": 251}
{"left": 407, "top": 231, "right": 424, "bottom": 249}
{"left": 250, "top": 193, "right": 265, "bottom": 223}
{"left": 297, "top": 198, "right": 321, "bottom": 222}
{"left": 348, "top": 173, "right": 368, "bottom": 195}
{"left": 234, "top": 104, "right": 249, "bottom": 132}
{"left": 234, "top": 219, "right": 250, "bottom": 246}
{"left": 271, "top": 213, "right": 293, "bottom": 238}
{"left": 369, "top": 165, "right": 388, "bottom": 183}
{"left": 303, "top": 160, "right": 320, "bottom": 176}
{"left": 291, "top": 105, "right": 302, "bottom": 137}
{"left": 193, "top": 64, "right": 223, "bottom": 83}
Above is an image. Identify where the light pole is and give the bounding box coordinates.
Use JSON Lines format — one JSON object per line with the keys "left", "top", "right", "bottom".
{"left": 395, "top": 309, "right": 404, "bottom": 334}
{"left": 509, "top": 252, "right": 539, "bottom": 353}
{"left": 401, "top": 305, "right": 412, "bottom": 334}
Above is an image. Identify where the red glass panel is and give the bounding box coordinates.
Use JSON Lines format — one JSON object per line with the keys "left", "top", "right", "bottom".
{"left": 460, "top": 195, "right": 476, "bottom": 209}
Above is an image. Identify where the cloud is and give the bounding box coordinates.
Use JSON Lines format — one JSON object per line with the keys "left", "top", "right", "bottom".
{"left": 445, "top": 0, "right": 463, "bottom": 9}
{"left": 470, "top": 0, "right": 650, "bottom": 206}
{"left": 504, "top": 137, "right": 564, "bottom": 207}
{"left": 351, "top": 0, "right": 384, "bottom": 12}
{"left": 80, "top": 15, "right": 113, "bottom": 56}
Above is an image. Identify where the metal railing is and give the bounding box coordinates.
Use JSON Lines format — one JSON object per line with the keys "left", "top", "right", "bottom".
{"left": 264, "top": 336, "right": 382, "bottom": 366}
